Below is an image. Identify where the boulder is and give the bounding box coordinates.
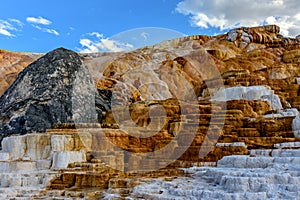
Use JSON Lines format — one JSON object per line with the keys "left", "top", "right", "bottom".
{"left": 0, "top": 48, "right": 108, "bottom": 144}
{"left": 226, "top": 25, "right": 280, "bottom": 47}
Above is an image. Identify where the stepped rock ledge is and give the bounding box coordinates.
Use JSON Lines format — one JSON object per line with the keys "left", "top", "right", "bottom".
{"left": 0, "top": 25, "right": 300, "bottom": 199}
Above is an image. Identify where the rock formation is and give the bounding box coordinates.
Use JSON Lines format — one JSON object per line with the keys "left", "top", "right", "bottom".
{"left": 125, "top": 142, "right": 300, "bottom": 200}
{"left": 0, "top": 24, "right": 300, "bottom": 199}
{"left": 0, "top": 48, "right": 108, "bottom": 143}
{"left": 0, "top": 50, "right": 39, "bottom": 96}
{"left": 226, "top": 24, "right": 281, "bottom": 48}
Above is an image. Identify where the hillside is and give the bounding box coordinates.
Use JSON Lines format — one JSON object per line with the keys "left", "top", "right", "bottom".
{"left": 0, "top": 24, "right": 300, "bottom": 199}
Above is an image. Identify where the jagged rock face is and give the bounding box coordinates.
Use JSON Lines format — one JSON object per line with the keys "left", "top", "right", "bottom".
{"left": 0, "top": 48, "right": 103, "bottom": 143}
{"left": 226, "top": 25, "right": 281, "bottom": 48}
{"left": 97, "top": 40, "right": 218, "bottom": 101}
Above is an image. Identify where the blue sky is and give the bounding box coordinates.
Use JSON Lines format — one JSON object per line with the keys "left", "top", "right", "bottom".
{"left": 0, "top": 0, "right": 198, "bottom": 52}
{"left": 1, "top": 0, "right": 299, "bottom": 53}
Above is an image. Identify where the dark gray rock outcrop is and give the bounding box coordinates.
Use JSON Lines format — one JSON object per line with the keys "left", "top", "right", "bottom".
{"left": 0, "top": 48, "right": 107, "bottom": 143}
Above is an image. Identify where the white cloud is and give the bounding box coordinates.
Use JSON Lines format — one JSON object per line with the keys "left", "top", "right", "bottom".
{"left": 79, "top": 32, "right": 134, "bottom": 53}
{"left": 26, "top": 16, "right": 52, "bottom": 25}
{"left": 0, "top": 28, "right": 13, "bottom": 37}
{"left": 88, "top": 32, "right": 103, "bottom": 38}
{"left": 0, "top": 19, "right": 23, "bottom": 37}
{"left": 46, "top": 29, "right": 59, "bottom": 36}
{"left": 26, "top": 16, "right": 59, "bottom": 36}
{"left": 294, "top": 13, "right": 300, "bottom": 21}
{"left": 79, "top": 39, "right": 99, "bottom": 53}
{"left": 141, "top": 32, "right": 149, "bottom": 40}
{"left": 66, "top": 27, "right": 75, "bottom": 36}
{"left": 9, "top": 19, "right": 24, "bottom": 27}
{"left": 32, "top": 25, "right": 59, "bottom": 36}
{"left": 176, "top": 0, "right": 300, "bottom": 37}
{"left": 265, "top": 16, "right": 295, "bottom": 36}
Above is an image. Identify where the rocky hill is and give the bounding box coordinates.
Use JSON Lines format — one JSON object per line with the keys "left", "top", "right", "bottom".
{"left": 0, "top": 48, "right": 110, "bottom": 143}
{"left": 0, "top": 24, "right": 300, "bottom": 199}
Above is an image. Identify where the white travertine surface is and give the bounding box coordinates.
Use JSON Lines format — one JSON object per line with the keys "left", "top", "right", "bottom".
{"left": 51, "top": 151, "right": 86, "bottom": 169}
{"left": 124, "top": 143, "right": 300, "bottom": 200}
{"left": 0, "top": 132, "right": 87, "bottom": 199}
{"left": 212, "top": 86, "right": 283, "bottom": 111}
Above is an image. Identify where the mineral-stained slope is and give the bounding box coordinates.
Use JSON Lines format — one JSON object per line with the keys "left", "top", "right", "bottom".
{"left": 0, "top": 50, "right": 39, "bottom": 96}
{"left": 80, "top": 25, "right": 300, "bottom": 162}
{"left": 1, "top": 25, "right": 300, "bottom": 157}
{"left": 0, "top": 24, "right": 300, "bottom": 199}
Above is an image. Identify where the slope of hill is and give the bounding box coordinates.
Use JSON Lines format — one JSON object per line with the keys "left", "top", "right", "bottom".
{"left": 0, "top": 24, "right": 300, "bottom": 199}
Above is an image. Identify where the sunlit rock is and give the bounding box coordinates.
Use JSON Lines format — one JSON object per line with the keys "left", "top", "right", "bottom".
{"left": 51, "top": 151, "right": 86, "bottom": 169}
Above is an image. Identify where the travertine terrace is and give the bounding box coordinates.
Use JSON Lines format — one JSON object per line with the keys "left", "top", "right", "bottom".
{"left": 0, "top": 25, "right": 300, "bottom": 199}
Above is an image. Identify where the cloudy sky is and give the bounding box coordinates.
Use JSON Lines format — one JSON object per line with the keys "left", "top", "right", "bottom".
{"left": 1, "top": 0, "right": 299, "bottom": 53}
